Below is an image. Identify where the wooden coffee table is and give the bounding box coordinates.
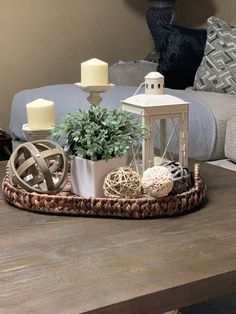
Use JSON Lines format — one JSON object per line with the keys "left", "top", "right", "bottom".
{"left": 0, "top": 161, "right": 236, "bottom": 313}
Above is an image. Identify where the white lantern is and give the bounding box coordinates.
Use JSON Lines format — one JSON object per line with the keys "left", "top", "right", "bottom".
{"left": 122, "top": 72, "right": 189, "bottom": 173}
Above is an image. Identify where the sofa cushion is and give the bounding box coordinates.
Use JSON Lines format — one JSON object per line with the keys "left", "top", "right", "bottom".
{"left": 108, "top": 62, "right": 157, "bottom": 86}
{"left": 193, "top": 16, "right": 236, "bottom": 95}
{"left": 225, "top": 116, "right": 236, "bottom": 162}
{"left": 186, "top": 90, "right": 236, "bottom": 160}
{"left": 152, "top": 23, "right": 207, "bottom": 89}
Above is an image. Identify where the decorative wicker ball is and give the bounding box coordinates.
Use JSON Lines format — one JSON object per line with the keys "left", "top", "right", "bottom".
{"left": 103, "top": 166, "right": 142, "bottom": 199}
{"left": 161, "top": 161, "right": 192, "bottom": 194}
{"left": 141, "top": 166, "right": 173, "bottom": 198}
{"left": 9, "top": 140, "right": 68, "bottom": 194}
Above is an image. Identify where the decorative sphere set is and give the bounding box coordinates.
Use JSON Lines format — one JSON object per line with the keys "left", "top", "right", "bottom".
{"left": 8, "top": 138, "right": 191, "bottom": 198}
{"left": 103, "top": 163, "right": 192, "bottom": 199}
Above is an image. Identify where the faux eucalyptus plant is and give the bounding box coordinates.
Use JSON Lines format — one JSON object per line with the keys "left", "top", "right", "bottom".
{"left": 53, "top": 106, "right": 147, "bottom": 162}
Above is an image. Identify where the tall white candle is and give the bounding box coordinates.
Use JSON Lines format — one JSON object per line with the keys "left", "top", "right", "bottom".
{"left": 26, "top": 98, "right": 55, "bottom": 130}
{"left": 81, "top": 58, "right": 108, "bottom": 86}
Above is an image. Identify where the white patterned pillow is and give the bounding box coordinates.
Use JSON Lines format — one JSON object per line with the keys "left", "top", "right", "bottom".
{"left": 193, "top": 16, "right": 236, "bottom": 95}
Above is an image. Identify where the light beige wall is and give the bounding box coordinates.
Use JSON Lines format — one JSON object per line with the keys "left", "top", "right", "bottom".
{"left": 0, "top": 0, "right": 150, "bottom": 132}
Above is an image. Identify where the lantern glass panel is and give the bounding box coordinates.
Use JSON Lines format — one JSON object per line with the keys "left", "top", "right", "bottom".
{"left": 154, "top": 117, "right": 180, "bottom": 166}
{"left": 128, "top": 115, "right": 183, "bottom": 175}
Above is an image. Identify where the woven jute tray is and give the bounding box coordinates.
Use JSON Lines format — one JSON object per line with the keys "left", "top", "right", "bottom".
{"left": 2, "top": 163, "right": 207, "bottom": 218}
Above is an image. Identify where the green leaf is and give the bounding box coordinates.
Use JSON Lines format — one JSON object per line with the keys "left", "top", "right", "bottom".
{"left": 52, "top": 106, "right": 148, "bottom": 161}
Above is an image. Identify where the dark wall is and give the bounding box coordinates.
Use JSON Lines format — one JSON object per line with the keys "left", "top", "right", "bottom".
{"left": 175, "top": 0, "right": 235, "bottom": 28}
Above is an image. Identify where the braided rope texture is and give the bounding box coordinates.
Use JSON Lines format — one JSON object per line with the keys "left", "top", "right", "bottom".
{"left": 2, "top": 164, "right": 207, "bottom": 219}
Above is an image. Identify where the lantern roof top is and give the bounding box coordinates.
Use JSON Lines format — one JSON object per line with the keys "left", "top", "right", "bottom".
{"left": 122, "top": 94, "right": 188, "bottom": 108}
{"left": 145, "top": 72, "right": 164, "bottom": 79}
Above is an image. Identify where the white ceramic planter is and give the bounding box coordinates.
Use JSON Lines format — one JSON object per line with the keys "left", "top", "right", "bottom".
{"left": 71, "top": 156, "right": 126, "bottom": 197}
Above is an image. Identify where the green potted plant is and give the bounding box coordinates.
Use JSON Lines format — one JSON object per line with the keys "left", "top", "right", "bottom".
{"left": 53, "top": 106, "right": 146, "bottom": 197}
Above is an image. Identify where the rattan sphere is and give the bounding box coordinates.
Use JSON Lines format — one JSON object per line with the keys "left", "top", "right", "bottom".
{"left": 9, "top": 140, "right": 68, "bottom": 194}
{"left": 141, "top": 166, "right": 173, "bottom": 198}
{"left": 103, "top": 166, "right": 142, "bottom": 199}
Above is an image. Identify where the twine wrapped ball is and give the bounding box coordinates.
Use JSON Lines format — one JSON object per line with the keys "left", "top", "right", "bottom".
{"left": 103, "top": 166, "right": 142, "bottom": 199}
{"left": 9, "top": 140, "right": 68, "bottom": 194}
{"left": 141, "top": 166, "right": 174, "bottom": 198}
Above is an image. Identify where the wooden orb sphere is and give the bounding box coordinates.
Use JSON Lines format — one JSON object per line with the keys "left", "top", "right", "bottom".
{"left": 161, "top": 161, "right": 192, "bottom": 194}
{"left": 103, "top": 166, "right": 142, "bottom": 199}
{"left": 9, "top": 140, "right": 68, "bottom": 194}
{"left": 161, "top": 161, "right": 193, "bottom": 194}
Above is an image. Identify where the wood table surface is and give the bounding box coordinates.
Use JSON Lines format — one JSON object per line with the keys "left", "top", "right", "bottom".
{"left": 0, "top": 161, "right": 236, "bottom": 314}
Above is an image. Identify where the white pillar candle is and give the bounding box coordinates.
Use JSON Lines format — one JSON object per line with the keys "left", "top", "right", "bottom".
{"left": 26, "top": 98, "right": 55, "bottom": 130}
{"left": 81, "top": 58, "right": 108, "bottom": 86}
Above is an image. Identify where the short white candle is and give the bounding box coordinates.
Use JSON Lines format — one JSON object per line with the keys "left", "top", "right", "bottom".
{"left": 26, "top": 98, "right": 55, "bottom": 130}
{"left": 81, "top": 58, "right": 108, "bottom": 86}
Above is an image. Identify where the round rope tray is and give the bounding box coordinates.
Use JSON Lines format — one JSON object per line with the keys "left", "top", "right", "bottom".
{"left": 2, "top": 163, "right": 207, "bottom": 219}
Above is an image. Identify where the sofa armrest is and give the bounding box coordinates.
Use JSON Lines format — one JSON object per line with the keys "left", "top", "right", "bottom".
{"left": 225, "top": 116, "right": 236, "bottom": 163}
{"left": 185, "top": 90, "right": 236, "bottom": 160}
